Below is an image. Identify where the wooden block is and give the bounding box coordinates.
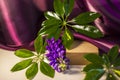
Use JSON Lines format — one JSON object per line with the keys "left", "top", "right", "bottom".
{"left": 66, "top": 40, "right": 98, "bottom": 65}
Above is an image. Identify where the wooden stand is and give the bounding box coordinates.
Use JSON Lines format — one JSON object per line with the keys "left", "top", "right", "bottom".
{"left": 66, "top": 40, "right": 98, "bottom": 65}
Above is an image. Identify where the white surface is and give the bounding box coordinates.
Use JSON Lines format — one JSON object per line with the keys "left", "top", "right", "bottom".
{"left": 0, "top": 49, "right": 85, "bottom": 80}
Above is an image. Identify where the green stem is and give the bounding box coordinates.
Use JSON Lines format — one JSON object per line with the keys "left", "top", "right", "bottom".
{"left": 67, "top": 20, "right": 74, "bottom": 24}
{"left": 66, "top": 24, "right": 72, "bottom": 27}
{"left": 65, "top": 16, "right": 68, "bottom": 22}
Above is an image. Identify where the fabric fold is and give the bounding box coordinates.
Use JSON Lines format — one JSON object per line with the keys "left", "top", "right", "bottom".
{"left": 0, "top": 0, "right": 120, "bottom": 53}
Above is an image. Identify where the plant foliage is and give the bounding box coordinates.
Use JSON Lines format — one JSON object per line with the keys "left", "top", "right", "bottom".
{"left": 84, "top": 45, "right": 120, "bottom": 80}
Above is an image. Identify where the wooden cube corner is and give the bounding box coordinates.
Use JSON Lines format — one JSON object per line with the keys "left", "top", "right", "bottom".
{"left": 66, "top": 40, "right": 98, "bottom": 65}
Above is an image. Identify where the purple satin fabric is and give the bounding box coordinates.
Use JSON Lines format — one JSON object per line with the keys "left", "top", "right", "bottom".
{"left": 0, "top": 0, "right": 42, "bottom": 50}
{"left": 0, "top": 0, "right": 86, "bottom": 50}
{"left": 82, "top": 0, "right": 120, "bottom": 52}
{"left": 0, "top": 0, "right": 120, "bottom": 53}
{"left": 85, "top": 0, "right": 120, "bottom": 35}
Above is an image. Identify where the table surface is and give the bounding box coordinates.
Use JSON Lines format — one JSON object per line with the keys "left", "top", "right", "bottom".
{"left": 0, "top": 49, "right": 85, "bottom": 80}
{"left": 0, "top": 40, "right": 97, "bottom": 80}
{"left": 0, "top": 49, "right": 105, "bottom": 80}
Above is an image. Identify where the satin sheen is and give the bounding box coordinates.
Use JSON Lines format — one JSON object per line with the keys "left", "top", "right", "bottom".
{"left": 0, "top": 0, "right": 86, "bottom": 50}
{"left": 0, "top": 0, "right": 120, "bottom": 53}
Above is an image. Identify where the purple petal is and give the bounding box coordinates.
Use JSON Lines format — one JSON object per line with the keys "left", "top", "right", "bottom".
{"left": 46, "top": 46, "right": 51, "bottom": 50}
{"left": 56, "top": 48, "right": 61, "bottom": 52}
{"left": 46, "top": 54, "right": 50, "bottom": 57}
{"left": 51, "top": 38, "right": 55, "bottom": 43}
{"left": 60, "top": 50, "right": 65, "bottom": 54}
{"left": 50, "top": 61, "right": 55, "bottom": 65}
{"left": 56, "top": 39, "right": 61, "bottom": 45}
{"left": 48, "top": 56, "right": 54, "bottom": 60}
{"left": 53, "top": 54, "right": 57, "bottom": 58}
{"left": 57, "top": 68, "right": 62, "bottom": 72}
{"left": 53, "top": 63, "right": 58, "bottom": 69}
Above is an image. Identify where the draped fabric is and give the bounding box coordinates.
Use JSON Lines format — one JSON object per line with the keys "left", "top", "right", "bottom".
{"left": 0, "top": 0, "right": 86, "bottom": 50}
{"left": 0, "top": 0, "right": 120, "bottom": 52}
{"left": 0, "top": 0, "right": 42, "bottom": 50}
{"left": 81, "top": 0, "right": 120, "bottom": 52}
{"left": 85, "top": 0, "right": 120, "bottom": 35}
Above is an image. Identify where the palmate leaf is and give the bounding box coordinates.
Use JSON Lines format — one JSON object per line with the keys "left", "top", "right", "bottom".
{"left": 84, "top": 54, "right": 104, "bottom": 65}
{"left": 47, "top": 27, "right": 60, "bottom": 39}
{"left": 41, "top": 19, "right": 61, "bottom": 28}
{"left": 108, "top": 45, "right": 119, "bottom": 63}
{"left": 15, "top": 49, "right": 34, "bottom": 58}
{"left": 106, "top": 73, "right": 117, "bottom": 80}
{"left": 113, "top": 57, "right": 120, "bottom": 67}
{"left": 40, "top": 25, "right": 61, "bottom": 39}
{"left": 62, "top": 27, "right": 74, "bottom": 49}
{"left": 34, "top": 35, "right": 44, "bottom": 54}
{"left": 11, "top": 59, "right": 32, "bottom": 72}
{"left": 41, "top": 19, "right": 62, "bottom": 39}
{"left": 84, "top": 69, "right": 105, "bottom": 80}
{"left": 38, "top": 19, "right": 61, "bottom": 36}
{"left": 26, "top": 62, "right": 38, "bottom": 80}
{"left": 72, "top": 12, "right": 101, "bottom": 25}
{"left": 83, "top": 63, "right": 103, "bottom": 72}
{"left": 83, "top": 46, "right": 120, "bottom": 80}
{"left": 49, "top": 28, "right": 61, "bottom": 40}
{"left": 113, "top": 69, "right": 120, "bottom": 77}
{"left": 64, "top": 0, "right": 74, "bottom": 16}
{"left": 102, "top": 54, "right": 111, "bottom": 69}
{"left": 54, "top": 0, "right": 65, "bottom": 17}
{"left": 44, "top": 11, "right": 60, "bottom": 20}
{"left": 71, "top": 25, "right": 103, "bottom": 38}
{"left": 38, "top": 25, "right": 53, "bottom": 36}
{"left": 40, "top": 61, "right": 55, "bottom": 78}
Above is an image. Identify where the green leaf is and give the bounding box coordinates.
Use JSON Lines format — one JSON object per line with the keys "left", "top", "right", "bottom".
{"left": 44, "top": 11, "right": 60, "bottom": 20}
{"left": 42, "top": 19, "right": 61, "bottom": 28}
{"left": 38, "top": 19, "right": 61, "bottom": 36}
{"left": 62, "top": 28, "right": 74, "bottom": 49}
{"left": 113, "top": 69, "right": 120, "bottom": 77}
{"left": 84, "top": 54, "right": 104, "bottom": 65}
{"left": 15, "top": 49, "right": 34, "bottom": 58}
{"left": 40, "top": 61, "right": 55, "bottom": 78}
{"left": 54, "top": 0, "right": 65, "bottom": 17}
{"left": 84, "top": 69, "right": 105, "bottom": 80}
{"left": 38, "top": 25, "right": 54, "bottom": 36}
{"left": 38, "top": 19, "right": 62, "bottom": 40}
{"left": 48, "top": 27, "right": 60, "bottom": 38}
{"left": 83, "top": 63, "right": 103, "bottom": 72}
{"left": 34, "top": 35, "right": 44, "bottom": 54}
{"left": 40, "top": 42, "right": 47, "bottom": 54}
{"left": 11, "top": 59, "right": 32, "bottom": 72}
{"left": 102, "top": 54, "right": 110, "bottom": 68}
{"left": 71, "top": 25, "right": 103, "bottom": 38}
{"left": 106, "top": 73, "right": 117, "bottom": 80}
{"left": 39, "top": 26, "right": 60, "bottom": 39}
{"left": 26, "top": 62, "right": 38, "bottom": 80}
{"left": 64, "top": 0, "right": 74, "bottom": 16}
{"left": 108, "top": 45, "right": 119, "bottom": 62}
{"left": 72, "top": 12, "right": 101, "bottom": 25}
{"left": 114, "top": 57, "right": 120, "bottom": 67}
{"left": 50, "top": 28, "right": 61, "bottom": 40}
{"left": 102, "top": 54, "right": 110, "bottom": 64}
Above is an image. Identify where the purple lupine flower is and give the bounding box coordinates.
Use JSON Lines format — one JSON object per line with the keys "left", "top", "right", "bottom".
{"left": 46, "top": 38, "right": 70, "bottom": 72}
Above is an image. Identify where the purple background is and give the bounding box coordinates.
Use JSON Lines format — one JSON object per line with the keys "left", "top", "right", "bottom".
{"left": 0, "top": 0, "right": 120, "bottom": 53}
